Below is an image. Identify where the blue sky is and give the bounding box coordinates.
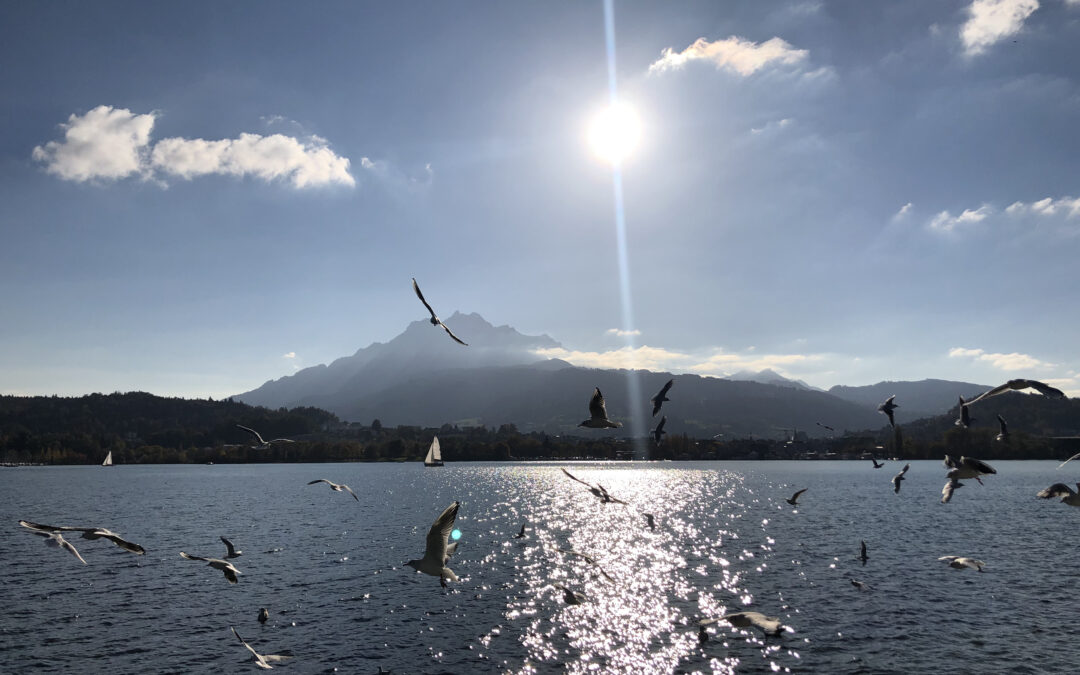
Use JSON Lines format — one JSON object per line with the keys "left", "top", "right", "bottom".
{"left": 3, "top": 0, "right": 1080, "bottom": 399}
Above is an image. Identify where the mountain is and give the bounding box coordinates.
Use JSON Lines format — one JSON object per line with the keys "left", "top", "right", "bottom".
{"left": 727, "top": 368, "right": 820, "bottom": 391}
{"left": 828, "top": 379, "right": 992, "bottom": 424}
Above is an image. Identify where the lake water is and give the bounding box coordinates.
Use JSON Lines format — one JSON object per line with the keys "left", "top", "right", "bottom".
{"left": 1, "top": 460, "right": 1076, "bottom": 674}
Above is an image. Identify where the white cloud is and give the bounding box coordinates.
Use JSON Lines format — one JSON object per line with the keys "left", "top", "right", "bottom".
{"left": 282, "top": 352, "right": 296, "bottom": 359}
{"left": 960, "top": 0, "right": 1039, "bottom": 57}
{"left": 605, "top": 328, "right": 641, "bottom": 337}
{"left": 32, "top": 105, "right": 156, "bottom": 182}
{"left": 750, "top": 118, "right": 793, "bottom": 135}
{"left": 948, "top": 346, "right": 1050, "bottom": 371}
{"left": 892, "top": 202, "right": 914, "bottom": 222}
{"left": 533, "top": 344, "right": 822, "bottom": 379}
{"left": 927, "top": 205, "right": 992, "bottom": 232}
{"left": 1005, "top": 196, "right": 1080, "bottom": 218}
{"left": 648, "top": 36, "right": 808, "bottom": 76}
{"left": 34, "top": 105, "right": 354, "bottom": 188}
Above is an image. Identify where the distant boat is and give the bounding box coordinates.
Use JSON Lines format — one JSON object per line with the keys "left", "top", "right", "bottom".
{"left": 102, "top": 451, "right": 113, "bottom": 467}
{"left": 424, "top": 437, "right": 444, "bottom": 467}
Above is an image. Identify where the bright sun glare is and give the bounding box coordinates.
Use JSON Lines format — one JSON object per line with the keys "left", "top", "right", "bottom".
{"left": 587, "top": 102, "right": 642, "bottom": 165}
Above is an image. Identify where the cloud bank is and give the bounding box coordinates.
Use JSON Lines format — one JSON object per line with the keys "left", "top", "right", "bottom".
{"left": 533, "top": 344, "right": 821, "bottom": 379}
{"left": 33, "top": 105, "right": 355, "bottom": 188}
{"left": 648, "top": 36, "right": 808, "bottom": 76}
{"left": 948, "top": 346, "right": 1050, "bottom": 371}
{"left": 960, "top": 0, "right": 1039, "bottom": 57}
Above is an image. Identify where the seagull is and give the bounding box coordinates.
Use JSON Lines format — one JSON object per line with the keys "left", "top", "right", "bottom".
{"left": 258, "top": 608, "right": 269, "bottom": 624}
{"left": 560, "top": 468, "right": 628, "bottom": 504}
{"left": 964, "top": 379, "right": 1065, "bottom": 405}
{"left": 859, "top": 541, "right": 868, "bottom": 565}
{"left": 816, "top": 422, "right": 835, "bottom": 433}
{"left": 18, "top": 520, "right": 144, "bottom": 555}
{"left": 235, "top": 425, "right": 296, "bottom": 449}
{"left": 555, "top": 547, "right": 615, "bottom": 582}
{"left": 644, "top": 513, "right": 656, "bottom": 531}
{"left": 786, "top": 488, "right": 808, "bottom": 506}
{"left": 553, "top": 583, "right": 587, "bottom": 605}
{"left": 220, "top": 536, "right": 242, "bottom": 559}
{"left": 1058, "top": 452, "right": 1080, "bottom": 469}
{"left": 954, "top": 397, "right": 974, "bottom": 429}
{"left": 651, "top": 379, "right": 673, "bottom": 416}
{"left": 939, "top": 556, "right": 985, "bottom": 572}
{"left": 405, "top": 501, "right": 461, "bottom": 585}
{"left": 179, "top": 551, "right": 242, "bottom": 584}
{"left": 231, "top": 626, "right": 292, "bottom": 669}
{"left": 850, "top": 579, "right": 872, "bottom": 592}
{"left": 1037, "top": 483, "right": 1080, "bottom": 507}
{"left": 307, "top": 479, "right": 359, "bottom": 501}
{"left": 878, "top": 395, "right": 898, "bottom": 427}
{"left": 652, "top": 416, "right": 667, "bottom": 445}
{"left": 579, "top": 388, "right": 622, "bottom": 428}
{"left": 891, "top": 464, "right": 910, "bottom": 493}
{"left": 945, "top": 456, "right": 996, "bottom": 485}
{"left": 700, "top": 612, "right": 785, "bottom": 636}
{"left": 19, "top": 522, "right": 87, "bottom": 564}
{"left": 514, "top": 522, "right": 527, "bottom": 539}
{"left": 871, "top": 457, "right": 884, "bottom": 469}
{"left": 941, "top": 479, "right": 963, "bottom": 504}
{"left": 412, "top": 278, "right": 468, "bottom": 346}
{"left": 995, "top": 415, "right": 1009, "bottom": 442}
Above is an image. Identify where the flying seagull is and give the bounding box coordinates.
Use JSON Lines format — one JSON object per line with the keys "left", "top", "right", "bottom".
{"left": 878, "top": 395, "right": 898, "bottom": 427}
{"left": 786, "top": 488, "right": 808, "bottom": 506}
{"left": 644, "top": 513, "right": 656, "bottom": 531}
{"left": 19, "top": 521, "right": 87, "bottom": 564}
{"left": 405, "top": 501, "right": 461, "bottom": 586}
{"left": 1037, "top": 483, "right": 1080, "bottom": 507}
{"left": 307, "top": 479, "right": 359, "bottom": 501}
{"left": 891, "top": 464, "right": 910, "bottom": 494}
{"left": 179, "top": 551, "right": 242, "bottom": 584}
{"left": 651, "top": 379, "right": 673, "bottom": 416}
{"left": 964, "top": 379, "right": 1066, "bottom": 405}
{"left": 939, "top": 556, "right": 985, "bottom": 572}
{"left": 945, "top": 456, "right": 996, "bottom": 485}
{"left": 555, "top": 547, "right": 615, "bottom": 582}
{"left": 995, "top": 415, "right": 1009, "bottom": 442}
{"left": 412, "top": 278, "right": 468, "bottom": 346}
{"left": 514, "top": 523, "right": 527, "bottom": 539}
{"left": 561, "top": 468, "right": 628, "bottom": 504}
{"left": 579, "top": 388, "right": 622, "bottom": 429}
{"left": 700, "top": 612, "right": 785, "bottom": 636}
{"left": 1058, "top": 452, "right": 1080, "bottom": 469}
{"left": 230, "top": 627, "right": 292, "bottom": 669}
{"left": 815, "top": 422, "right": 835, "bottom": 433}
{"left": 871, "top": 457, "right": 884, "bottom": 469}
{"left": 553, "top": 583, "right": 587, "bottom": 605}
{"left": 859, "top": 540, "right": 868, "bottom": 565}
{"left": 18, "top": 520, "right": 144, "bottom": 555}
{"left": 220, "top": 536, "right": 242, "bottom": 559}
{"left": 954, "top": 396, "right": 973, "bottom": 429}
{"left": 652, "top": 416, "right": 667, "bottom": 445}
{"left": 235, "top": 425, "right": 296, "bottom": 449}
{"left": 941, "top": 479, "right": 963, "bottom": 504}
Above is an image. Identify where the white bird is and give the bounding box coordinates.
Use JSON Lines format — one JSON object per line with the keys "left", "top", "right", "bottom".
{"left": 878, "top": 395, "right": 898, "bottom": 427}
{"left": 179, "top": 551, "right": 242, "bottom": 584}
{"left": 1037, "top": 483, "right": 1080, "bottom": 507}
{"left": 19, "top": 520, "right": 144, "bottom": 555}
{"left": 786, "top": 488, "right": 808, "bottom": 506}
{"left": 553, "top": 583, "right": 587, "bottom": 605}
{"left": 700, "top": 611, "right": 785, "bottom": 636}
{"left": 891, "top": 464, "right": 910, "bottom": 494}
{"left": 939, "top": 556, "right": 985, "bottom": 572}
{"left": 405, "top": 501, "right": 461, "bottom": 585}
{"left": 560, "top": 468, "right": 628, "bottom": 504}
{"left": 412, "top": 278, "right": 468, "bottom": 346}
{"left": 651, "top": 379, "right": 673, "bottom": 416}
{"left": 579, "top": 388, "right": 622, "bottom": 429}
{"left": 235, "top": 425, "right": 296, "bottom": 449}
{"left": 941, "top": 479, "right": 963, "bottom": 504}
{"left": 945, "top": 456, "right": 996, "bottom": 485}
{"left": 220, "top": 536, "right": 242, "bottom": 559}
{"left": 231, "top": 626, "right": 292, "bottom": 669}
{"left": 964, "top": 378, "right": 1065, "bottom": 405}
{"left": 20, "top": 522, "right": 87, "bottom": 564}
{"left": 307, "top": 478, "right": 359, "bottom": 501}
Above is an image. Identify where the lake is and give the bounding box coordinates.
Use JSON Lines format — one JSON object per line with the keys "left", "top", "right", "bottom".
{"left": 1, "top": 460, "right": 1076, "bottom": 673}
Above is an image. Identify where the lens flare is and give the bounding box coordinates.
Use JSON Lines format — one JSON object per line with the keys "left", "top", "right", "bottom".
{"left": 587, "top": 102, "right": 642, "bottom": 165}
{"left": 451, "top": 529, "right": 462, "bottom": 541}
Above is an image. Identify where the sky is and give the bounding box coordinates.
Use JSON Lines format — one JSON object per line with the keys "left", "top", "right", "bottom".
{"left": 3, "top": 0, "right": 1080, "bottom": 399}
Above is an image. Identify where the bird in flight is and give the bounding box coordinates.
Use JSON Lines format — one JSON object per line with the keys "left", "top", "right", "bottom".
{"left": 859, "top": 540, "right": 868, "bottom": 565}
{"left": 579, "top": 388, "right": 622, "bottom": 429}
{"left": 850, "top": 579, "right": 872, "bottom": 592}
{"left": 700, "top": 612, "right": 785, "bottom": 636}
{"left": 650, "top": 379, "right": 673, "bottom": 416}
{"left": 871, "top": 457, "right": 884, "bottom": 469}
{"left": 964, "top": 379, "right": 1065, "bottom": 405}
{"left": 412, "top": 278, "right": 468, "bottom": 346}
{"left": 553, "top": 583, "right": 587, "bottom": 605}
{"left": 945, "top": 456, "right": 996, "bottom": 485}
{"left": 235, "top": 425, "right": 295, "bottom": 449}
{"left": 878, "top": 395, "right": 898, "bottom": 427}
{"left": 554, "top": 547, "right": 615, "bottom": 582}
{"left": 815, "top": 422, "right": 835, "bottom": 433}
{"left": 19, "top": 521, "right": 87, "bottom": 564}
{"left": 995, "top": 415, "right": 1009, "bottom": 442}
{"left": 18, "top": 520, "right": 145, "bottom": 556}
{"left": 891, "top": 463, "right": 910, "bottom": 494}
{"left": 939, "top": 556, "right": 985, "bottom": 572}
{"left": 652, "top": 416, "right": 667, "bottom": 446}
{"left": 1036, "top": 482, "right": 1080, "bottom": 507}
{"left": 307, "top": 478, "right": 359, "bottom": 501}
{"left": 179, "top": 551, "right": 242, "bottom": 584}
{"left": 405, "top": 501, "right": 461, "bottom": 586}
{"left": 560, "top": 468, "right": 628, "bottom": 504}
{"left": 220, "top": 536, "right": 242, "bottom": 559}
{"left": 941, "top": 479, "right": 963, "bottom": 504}
{"left": 954, "top": 396, "right": 973, "bottom": 429}
{"left": 230, "top": 626, "right": 292, "bottom": 669}
{"left": 786, "top": 488, "right": 807, "bottom": 506}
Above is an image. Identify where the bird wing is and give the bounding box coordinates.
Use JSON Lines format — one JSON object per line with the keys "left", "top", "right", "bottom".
{"left": 180, "top": 551, "right": 208, "bottom": 562}
{"left": 965, "top": 382, "right": 1013, "bottom": 405}
{"left": 898, "top": 463, "right": 911, "bottom": 476}
{"left": 556, "top": 547, "right": 614, "bottom": 581}
{"left": 231, "top": 627, "right": 266, "bottom": 663}
{"left": 95, "top": 530, "right": 145, "bottom": 554}
{"left": 961, "top": 457, "right": 996, "bottom": 475}
{"left": 997, "top": 415, "right": 1008, "bottom": 432}
{"left": 1057, "top": 452, "right": 1080, "bottom": 470}
{"left": 235, "top": 425, "right": 266, "bottom": 444}
{"left": 56, "top": 534, "right": 87, "bottom": 564}
{"left": 19, "top": 520, "right": 62, "bottom": 532}
{"left": 440, "top": 321, "right": 468, "bottom": 346}
{"left": 791, "top": 488, "right": 808, "bottom": 501}
{"left": 879, "top": 395, "right": 896, "bottom": 409}
{"left": 938, "top": 556, "right": 960, "bottom": 562}
{"left": 1028, "top": 379, "right": 1065, "bottom": 398}
{"left": 588, "top": 388, "right": 609, "bottom": 420}
{"left": 941, "top": 480, "right": 960, "bottom": 503}
{"left": 424, "top": 501, "right": 460, "bottom": 565}
{"left": 342, "top": 484, "right": 360, "bottom": 501}
{"left": 412, "top": 278, "right": 438, "bottom": 319}
{"left": 221, "top": 536, "right": 238, "bottom": 557}
{"left": 561, "top": 468, "right": 594, "bottom": 488}
{"left": 517, "top": 523, "right": 526, "bottom": 537}
{"left": 597, "top": 484, "right": 628, "bottom": 505}
{"left": 307, "top": 479, "right": 331, "bottom": 486}
{"left": 656, "top": 416, "right": 667, "bottom": 433}
{"left": 267, "top": 438, "right": 295, "bottom": 444}
{"left": 1037, "top": 483, "right": 1076, "bottom": 499}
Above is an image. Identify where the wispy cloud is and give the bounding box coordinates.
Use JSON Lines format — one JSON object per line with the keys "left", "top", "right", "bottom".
{"left": 948, "top": 346, "right": 1051, "bottom": 371}
{"left": 648, "top": 36, "right": 808, "bottom": 76}
{"left": 1005, "top": 196, "right": 1080, "bottom": 218}
{"left": 282, "top": 352, "right": 296, "bottom": 359}
{"left": 927, "top": 205, "right": 992, "bottom": 232}
{"left": 34, "top": 105, "right": 355, "bottom": 188}
{"left": 892, "top": 202, "right": 913, "bottom": 222}
{"left": 960, "top": 0, "right": 1039, "bottom": 57}
{"left": 533, "top": 344, "right": 822, "bottom": 379}
{"left": 605, "top": 328, "right": 641, "bottom": 337}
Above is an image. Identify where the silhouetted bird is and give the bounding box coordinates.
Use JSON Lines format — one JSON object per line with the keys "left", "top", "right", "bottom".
{"left": 786, "top": 488, "right": 807, "bottom": 506}
{"left": 652, "top": 416, "right": 667, "bottom": 445}
{"left": 651, "top": 379, "right": 673, "bottom": 416}
{"left": 220, "top": 536, "right": 242, "bottom": 559}
{"left": 859, "top": 540, "right": 868, "bottom": 564}
{"left": 878, "top": 395, "right": 898, "bottom": 427}
{"left": 816, "top": 422, "right": 835, "bottom": 433}
{"left": 411, "top": 278, "right": 468, "bottom": 346}
{"left": 514, "top": 523, "right": 527, "bottom": 539}
{"left": 579, "top": 388, "right": 622, "bottom": 428}
{"left": 871, "top": 458, "right": 884, "bottom": 469}
{"left": 964, "top": 379, "right": 1065, "bottom": 405}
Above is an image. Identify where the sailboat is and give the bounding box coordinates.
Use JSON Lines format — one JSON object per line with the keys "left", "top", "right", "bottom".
{"left": 423, "top": 436, "right": 443, "bottom": 467}
{"left": 102, "top": 451, "right": 113, "bottom": 467}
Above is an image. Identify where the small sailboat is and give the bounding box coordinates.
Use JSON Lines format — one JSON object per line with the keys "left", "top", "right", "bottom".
{"left": 424, "top": 437, "right": 443, "bottom": 467}
{"left": 102, "top": 451, "right": 113, "bottom": 467}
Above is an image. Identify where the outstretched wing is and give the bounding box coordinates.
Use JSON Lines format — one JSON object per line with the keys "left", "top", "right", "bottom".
{"left": 221, "top": 536, "right": 238, "bottom": 557}
{"left": 342, "top": 484, "right": 360, "bottom": 501}
{"left": 791, "top": 488, "right": 808, "bottom": 502}
{"left": 588, "top": 388, "right": 609, "bottom": 420}
{"left": 1037, "top": 483, "right": 1076, "bottom": 499}
{"left": 180, "top": 551, "right": 208, "bottom": 562}
{"left": 424, "top": 501, "right": 460, "bottom": 565}
{"left": 655, "top": 416, "right": 667, "bottom": 434}
{"left": 1057, "top": 452, "right": 1080, "bottom": 470}
{"left": 440, "top": 322, "right": 468, "bottom": 346}
{"left": 412, "top": 278, "right": 438, "bottom": 319}
{"left": 235, "top": 425, "right": 266, "bottom": 445}
{"left": 1028, "top": 379, "right": 1066, "bottom": 398}
{"left": 561, "top": 468, "right": 593, "bottom": 488}
{"left": 307, "top": 479, "right": 331, "bottom": 486}
{"left": 19, "top": 520, "right": 62, "bottom": 532}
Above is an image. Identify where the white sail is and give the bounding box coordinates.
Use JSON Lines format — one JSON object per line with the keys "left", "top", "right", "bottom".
{"left": 424, "top": 437, "right": 442, "bottom": 466}
{"left": 102, "top": 451, "right": 113, "bottom": 467}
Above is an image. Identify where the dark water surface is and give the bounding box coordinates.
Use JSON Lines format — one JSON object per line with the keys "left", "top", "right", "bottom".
{"left": 1, "top": 460, "right": 1077, "bottom": 673}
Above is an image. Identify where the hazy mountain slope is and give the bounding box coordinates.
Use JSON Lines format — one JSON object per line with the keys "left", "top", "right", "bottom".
{"left": 828, "top": 379, "right": 991, "bottom": 424}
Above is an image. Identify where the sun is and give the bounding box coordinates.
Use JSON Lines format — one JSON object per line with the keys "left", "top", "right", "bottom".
{"left": 587, "top": 102, "right": 642, "bottom": 165}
